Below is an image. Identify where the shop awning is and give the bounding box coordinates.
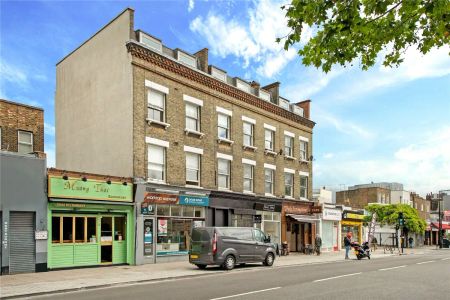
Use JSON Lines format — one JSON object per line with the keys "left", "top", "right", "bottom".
{"left": 431, "top": 223, "right": 450, "bottom": 230}
{"left": 287, "top": 214, "right": 320, "bottom": 223}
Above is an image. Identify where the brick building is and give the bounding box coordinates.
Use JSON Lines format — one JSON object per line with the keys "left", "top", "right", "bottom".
{"left": 410, "top": 192, "right": 429, "bottom": 221}
{"left": 0, "top": 99, "right": 44, "bottom": 154}
{"left": 55, "top": 8, "right": 316, "bottom": 262}
{"left": 336, "top": 186, "right": 391, "bottom": 209}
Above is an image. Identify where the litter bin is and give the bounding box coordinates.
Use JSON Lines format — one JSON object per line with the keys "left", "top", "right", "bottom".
{"left": 443, "top": 239, "right": 449, "bottom": 248}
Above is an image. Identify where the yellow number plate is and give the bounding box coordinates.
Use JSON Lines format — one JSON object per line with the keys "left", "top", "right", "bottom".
{"left": 190, "top": 255, "right": 199, "bottom": 259}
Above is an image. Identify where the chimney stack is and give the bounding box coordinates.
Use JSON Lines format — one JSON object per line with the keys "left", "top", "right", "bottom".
{"left": 261, "top": 82, "right": 280, "bottom": 104}
{"left": 295, "top": 99, "right": 311, "bottom": 119}
{"left": 194, "top": 48, "right": 209, "bottom": 73}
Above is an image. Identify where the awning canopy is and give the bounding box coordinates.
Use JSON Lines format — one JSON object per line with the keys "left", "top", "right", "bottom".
{"left": 430, "top": 223, "right": 450, "bottom": 230}
{"left": 287, "top": 214, "right": 320, "bottom": 223}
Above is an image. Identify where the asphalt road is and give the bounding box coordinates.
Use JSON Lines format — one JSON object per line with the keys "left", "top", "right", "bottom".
{"left": 30, "top": 251, "right": 450, "bottom": 300}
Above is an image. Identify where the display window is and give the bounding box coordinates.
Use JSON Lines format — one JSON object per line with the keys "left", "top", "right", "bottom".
{"left": 52, "top": 215, "right": 98, "bottom": 244}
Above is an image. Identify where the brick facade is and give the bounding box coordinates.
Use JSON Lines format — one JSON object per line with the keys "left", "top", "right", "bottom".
{"left": 336, "top": 187, "right": 391, "bottom": 209}
{"left": 0, "top": 99, "right": 44, "bottom": 153}
{"left": 410, "top": 192, "right": 429, "bottom": 220}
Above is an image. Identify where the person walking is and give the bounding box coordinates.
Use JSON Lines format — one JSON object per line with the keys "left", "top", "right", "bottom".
{"left": 408, "top": 236, "right": 414, "bottom": 248}
{"left": 344, "top": 232, "right": 352, "bottom": 259}
{"left": 315, "top": 234, "right": 322, "bottom": 255}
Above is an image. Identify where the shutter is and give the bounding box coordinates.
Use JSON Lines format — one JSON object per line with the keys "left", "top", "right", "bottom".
{"left": 10, "top": 212, "right": 35, "bottom": 274}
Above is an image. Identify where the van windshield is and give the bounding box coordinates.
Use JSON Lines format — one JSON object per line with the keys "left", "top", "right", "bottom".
{"left": 191, "top": 229, "right": 210, "bottom": 242}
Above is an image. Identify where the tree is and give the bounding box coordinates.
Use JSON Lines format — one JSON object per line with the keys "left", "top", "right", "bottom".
{"left": 279, "top": 0, "right": 450, "bottom": 72}
{"left": 365, "top": 203, "right": 427, "bottom": 234}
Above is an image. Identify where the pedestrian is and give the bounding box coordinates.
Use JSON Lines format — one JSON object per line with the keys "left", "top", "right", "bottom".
{"left": 371, "top": 236, "right": 378, "bottom": 251}
{"left": 344, "top": 232, "right": 352, "bottom": 259}
{"left": 409, "top": 237, "right": 414, "bottom": 248}
{"left": 315, "top": 234, "right": 322, "bottom": 255}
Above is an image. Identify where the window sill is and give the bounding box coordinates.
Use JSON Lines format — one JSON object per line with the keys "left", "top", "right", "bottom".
{"left": 299, "top": 159, "right": 310, "bottom": 164}
{"left": 284, "top": 155, "right": 296, "bottom": 161}
{"left": 147, "top": 179, "right": 167, "bottom": 184}
{"left": 243, "top": 190, "right": 255, "bottom": 195}
{"left": 146, "top": 119, "right": 171, "bottom": 130}
{"left": 217, "top": 138, "right": 234, "bottom": 145}
{"left": 265, "top": 193, "right": 276, "bottom": 197}
{"left": 243, "top": 145, "right": 257, "bottom": 152}
{"left": 264, "top": 149, "right": 278, "bottom": 156}
{"left": 300, "top": 197, "right": 310, "bottom": 201}
{"left": 185, "top": 184, "right": 203, "bottom": 189}
{"left": 218, "top": 187, "right": 231, "bottom": 191}
{"left": 185, "top": 129, "right": 205, "bottom": 138}
{"left": 284, "top": 196, "right": 294, "bottom": 199}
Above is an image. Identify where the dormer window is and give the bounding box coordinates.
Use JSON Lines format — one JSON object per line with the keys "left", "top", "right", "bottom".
{"left": 260, "top": 90, "right": 271, "bottom": 102}
{"left": 292, "top": 105, "right": 304, "bottom": 117}
{"left": 280, "top": 98, "right": 290, "bottom": 110}
{"left": 177, "top": 50, "right": 197, "bottom": 68}
{"left": 139, "top": 31, "right": 162, "bottom": 52}
{"left": 235, "top": 79, "right": 251, "bottom": 93}
{"left": 211, "top": 67, "right": 227, "bottom": 82}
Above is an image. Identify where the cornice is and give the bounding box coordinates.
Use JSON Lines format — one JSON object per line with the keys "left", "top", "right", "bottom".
{"left": 126, "top": 41, "right": 315, "bottom": 129}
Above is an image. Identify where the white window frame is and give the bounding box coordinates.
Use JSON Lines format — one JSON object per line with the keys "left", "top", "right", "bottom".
{"left": 236, "top": 79, "right": 251, "bottom": 93}
{"left": 243, "top": 164, "right": 254, "bottom": 193}
{"left": 139, "top": 32, "right": 163, "bottom": 52}
{"left": 177, "top": 50, "right": 197, "bottom": 68}
{"left": 243, "top": 122, "right": 254, "bottom": 147}
{"left": 265, "top": 129, "right": 275, "bottom": 151}
{"left": 186, "top": 152, "right": 201, "bottom": 186}
{"left": 284, "top": 135, "right": 294, "bottom": 157}
{"left": 185, "top": 102, "right": 201, "bottom": 132}
{"left": 18, "top": 130, "right": 33, "bottom": 154}
{"left": 218, "top": 158, "right": 231, "bottom": 190}
{"left": 264, "top": 168, "right": 274, "bottom": 196}
{"left": 147, "top": 144, "right": 166, "bottom": 183}
{"left": 217, "top": 113, "right": 231, "bottom": 140}
{"left": 260, "top": 89, "right": 271, "bottom": 101}
{"left": 300, "top": 175, "right": 308, "bottom": 199}
{"left": 300, "top": 140, "right": 308, "bottom": 161}
{"left": 211, "top": 67, "right": 227, "bottom": 82}
{"left": 284, "top": 173, "right": 294, "bottom": 198}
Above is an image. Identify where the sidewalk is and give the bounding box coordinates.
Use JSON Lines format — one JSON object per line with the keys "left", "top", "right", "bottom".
{"left": 0, "top": 249, "right": 408, "bottom": 299}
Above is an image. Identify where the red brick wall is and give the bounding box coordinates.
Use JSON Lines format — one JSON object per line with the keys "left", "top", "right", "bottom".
{"left": 0, "top": 99, "right": 44, "bottom": 152}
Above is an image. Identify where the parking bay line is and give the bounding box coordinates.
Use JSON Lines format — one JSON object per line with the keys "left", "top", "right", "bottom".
{"left": 417, "top": 260, "right": 435, "bottom": 265}
{"left": 378, "top": 265, "right": 406, "bottom": 271}
{"left": 209, "top": 287, "right": 281, "bottom": 300}
{"left": 313, "top": 272, "right": 362, "bottom": 283}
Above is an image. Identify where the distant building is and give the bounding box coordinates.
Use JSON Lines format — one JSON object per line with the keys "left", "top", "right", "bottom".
{"left": 313, "top": 187, "right": 336, "bottom": 204}
{"left": 0, "top": 99, "right": 44, "bottom": 154}
{"left": 336, "top": 185, "right": 391, "bottom": 209}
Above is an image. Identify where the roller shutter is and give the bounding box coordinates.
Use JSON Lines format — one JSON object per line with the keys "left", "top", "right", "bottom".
{"left": 10, "top": 212, "right": 35, "bottom": 274}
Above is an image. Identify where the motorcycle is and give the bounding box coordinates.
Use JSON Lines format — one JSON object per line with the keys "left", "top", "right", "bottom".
{"left": 352, "top": 241, "right": 371, "bottom": 260}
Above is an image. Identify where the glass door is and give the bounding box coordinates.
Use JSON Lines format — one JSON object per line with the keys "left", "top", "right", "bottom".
{"left": 101, "top": 217, "right": 113, "bottom": 263}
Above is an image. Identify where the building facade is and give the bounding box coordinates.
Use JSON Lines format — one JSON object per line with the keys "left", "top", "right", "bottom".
{"left": 336, "top": 186, "right": 391, "bottom": 209}
{"left": 55, "top": 9, "right": 315, "bottom": 261}
{"left": 0, "top": 99, "right": 44, "bottom": 154}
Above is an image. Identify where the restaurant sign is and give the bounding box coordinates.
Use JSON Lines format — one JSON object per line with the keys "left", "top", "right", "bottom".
{"left": 343, "top": 212, "right": 365, "bottom": 220}
{"left": 284, "top": 204, "right": 321, "bottom": 215}
{"left": 323, "top": 208, "right": 342, "bottom": 221}
{"left": 48, "top": 176, "right": 133, "bottom": 202}
{"left": 143, "top": 193, "right": 209, "bottom": 207}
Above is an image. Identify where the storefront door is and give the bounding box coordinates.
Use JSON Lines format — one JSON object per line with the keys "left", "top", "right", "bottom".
{"left": 101, "top": 217, "right": 113, "bottom": 263}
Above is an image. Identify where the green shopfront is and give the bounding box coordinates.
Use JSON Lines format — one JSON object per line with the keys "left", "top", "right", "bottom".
{"left": 47, "top": 171, "right": 135, "bottom": 269}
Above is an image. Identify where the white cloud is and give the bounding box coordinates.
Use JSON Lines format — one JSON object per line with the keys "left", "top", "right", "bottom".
{"left": 323, "top": 153, "right": 335, "bottom": 159}
{"left": 0, "top": 61, "right": 28, "bottom": 86}
{"left": 314, "top": 126, "right": 450, "bottom": 196}
{"left": 45, "top": 143, "right": 55, "bottom": 168}
{"left": 44, "top": 122, "right": 55, "bottom": 136}
{"left": 190, "top": 0, "right": 298, "bottom": 77}
{"left": 188, "top": 0, "right": 194, "bottom": 12}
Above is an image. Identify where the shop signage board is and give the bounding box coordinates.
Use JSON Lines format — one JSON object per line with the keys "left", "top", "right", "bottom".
{"left": 48, "top": 176, "right": 133, "bottom": 202}
{"left": 284, "top": 203, "right": 320, "bottom": 215}
{"left": 254, "top": 203, "right": 282, "bottom": 212}
{"left": 323, "top": 208, "right": 342, "bottom": 221}
{"left": 343, "top": 212, "right": 365, "bottom": 220}
{"left": 141, "top": 202, "right": 155, "bottom": 215}
{"left": 143, "top": 193, "right": 209, "bottom": 206}
{"left": 35, "top": 230, "right": 48, "bottom": 240}
{"left": 310, "top": 206, "right": 322, "bottom": 214}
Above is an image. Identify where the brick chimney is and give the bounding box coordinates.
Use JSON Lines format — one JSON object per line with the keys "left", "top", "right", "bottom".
{"left": 261, "top": 82, "right": 280, "bottom": 104}
{"left": 295, "top": 99, "right": 311, "bottom": 119}
{"left": 194, "top": 48, "right": 209, "bottom": 73}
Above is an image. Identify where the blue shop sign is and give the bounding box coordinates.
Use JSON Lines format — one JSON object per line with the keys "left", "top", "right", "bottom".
{"left": 179, "top": 195, "right": 209, "bottom": 206}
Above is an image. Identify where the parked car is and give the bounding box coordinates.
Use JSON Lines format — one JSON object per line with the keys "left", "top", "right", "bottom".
{"left": 189, "top": 227, "right": 276, "bottom": 270}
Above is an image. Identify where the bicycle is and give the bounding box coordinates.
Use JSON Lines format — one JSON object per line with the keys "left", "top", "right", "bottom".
{"left": 383, "top": 244, "right": 395, "bottom": 254}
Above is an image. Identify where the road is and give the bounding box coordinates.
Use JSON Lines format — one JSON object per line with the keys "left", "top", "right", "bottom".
{"left": 30, "top": 251, "right": 450, "bottom": 300}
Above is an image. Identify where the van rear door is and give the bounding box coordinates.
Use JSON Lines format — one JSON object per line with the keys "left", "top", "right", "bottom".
{"left": 190, "top": 228, "right": 212, "bottom": 262}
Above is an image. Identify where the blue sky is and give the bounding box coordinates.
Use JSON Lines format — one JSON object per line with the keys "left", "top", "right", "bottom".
{"left": 1, "top": 0, "right": 449, "bottom": 196}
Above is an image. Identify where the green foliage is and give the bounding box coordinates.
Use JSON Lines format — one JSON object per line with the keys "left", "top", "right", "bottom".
{"left": 365, "top": 203, "right": 427, "bottom": 234}
{"left": 280, "top": 0, "right": 450, "bottom": 72}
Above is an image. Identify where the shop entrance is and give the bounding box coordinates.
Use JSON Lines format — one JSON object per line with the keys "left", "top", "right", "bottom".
{"left": 101, "top": 217, "right": 113, "bottom": 263}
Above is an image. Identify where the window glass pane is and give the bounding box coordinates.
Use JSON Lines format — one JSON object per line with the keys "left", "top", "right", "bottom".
{"left": 87, "top": 217, "right": 97, "bottom": 243}
{"left": 148, "top": 89, "right": 165, "bottom": 108}
{"left": 186, "top": 104, "right": 198, "bottom": 118}
{"left": 194, "top": 207, "right": 204, "bottom": 218}
{"left": 75, "top": 217, "right": 85, "bottom": 243}
{"left": 243, "top": 123, "right": 252, "bottom": 135}
{"left": 52, "top": 217, "right": 60, "bottom": 243}
{"left": 62, "top": 217, "right": 73, "bottom": 243}
{"left": 18, "top": 143, "right": 33, "bottom": 154}
{"left": 285, "top": 173, "right": 293, "bottom": 185}
{"left": 218, "top": 127, "right": 228, "bottom": 139}
{"left": 243, "top": 179, "right": 252, "bottom": 191}
{"left": 183, "top": 206, "right": 195, "bottom": 217}
{"left": 186, "top": 153, "right": 199, "bottom": 169}
{"left": 218, "top": 159, "right": 230, "bottom": 174}
{"left": 218, "top": 175, "right": 229, "bottom": 188}
{"left": 157, "top": 205, "right": 170, "bottom": 216}
{"left": 18, "top": 131, "right": 33, "bottom": 143}
{"left": 186, "top": 118, "right": 198, "bottom": 131}
{"left": 243, "top": 164, "right": 252, "bottom": 178}
{"left": 114, "top": 217, "right": 126, "bottom": 241}
{"left": 273, "top": 213, "right": 281, "bottom": 221}
{"left": 148, "top": 145, "right": 164, "bottom": 164}
{"left": 218, "top": 114, "right": 229, "bottom": 128}
{"left": 171, "top": 205, "right": 182, "bottom": 217}
{"left": 243, "top": 135, "right": 252, "bottom": 146}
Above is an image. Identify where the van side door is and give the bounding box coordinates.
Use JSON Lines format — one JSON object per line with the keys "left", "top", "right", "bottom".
{"left": 253, "top": 229, "right": 268, "bottom": 260}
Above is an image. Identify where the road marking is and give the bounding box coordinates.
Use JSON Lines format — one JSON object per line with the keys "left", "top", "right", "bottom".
{"left": 378, "top": 265, "right": 406, "bottom": 271}
{"left": 313, "top": 272, "right": 362, "bottom": 282}
{"left": 416, "top": 260, "right": 435, "bottom": 265}
{"left": 209, "top": 287, "right": 281, "bottom": 300}
{"left": 442, "top": 258, "right": 450, "bottom": 261}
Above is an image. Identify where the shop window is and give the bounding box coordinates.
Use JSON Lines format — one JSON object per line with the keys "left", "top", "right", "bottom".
{"left": 273, "top": 213, "right": 281, "bottom": 221}
{"left": 62, "top": 217, "right": 73, "bottom": 243}
{"left": 157, "top": 205, "right": 171, "bottom": 216}
{"left": 114, "top": 217, "right": 126, "bottom": 241}
{"left": 183, "top": 205, "right": 195, "bottom": 217}
{"left": 232, "top": 214, "right": 253, "bottom": 227}
{"left": 157, "top": 219, "right": 192, "bottom": 254}
{"left": 263, "top": 211, "right": 273, "bottom": 221}
{"left": 75, "top": 217, "right": 85, "bottom": 243}
{"left": 171, "top": 205, "right": 182, "bottom": 217}
{"left": 87, "top": 217, "right": 97, "bottom": 243}
{"left": 52, "top": 216, "right": 61, "bottom": 243}
{"left": 194, "top": 207, "right": 205, "bottom": 218}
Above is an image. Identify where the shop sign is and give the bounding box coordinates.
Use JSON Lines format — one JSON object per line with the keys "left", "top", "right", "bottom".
{"left": 284, "top": 203, "right": 311, "bottom": 215}
{"left": 144, "top": 193, "right": 178, "bottom": 204}
{"left": 141, "top": 202, "right": 155, "bottom": 215}
{"left": 54, "top": 203, "right": 86, "bottom": 208}
{"left": 253, "top": 215, "right": 262, "bottom": 224}
{"left": 144, "top": 219, "right": 153, "bottom": 256}
{"left": 323, "top": 208, "right": 342, "bottom": 221}
{"left": 179, "top": 195, "right": 209, "bottom": 206}
{"left": 35, "top": 231, "right": 48, "bottom": 240}
{"left": 48, "top": 176, "right": 133, "bottom": 202}
{"left": 310, "top": 206, "right": 322, "bottom": 214}
{"left": 343, "top": 212, "right": 365, "bottom": 220}
{"left": 254, "top": 203, "right": 279, "bottom": 212}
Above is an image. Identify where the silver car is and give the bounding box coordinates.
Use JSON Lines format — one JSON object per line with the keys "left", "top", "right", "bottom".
{"left": 189, "top": 227, "right": 276, "bottom": 270}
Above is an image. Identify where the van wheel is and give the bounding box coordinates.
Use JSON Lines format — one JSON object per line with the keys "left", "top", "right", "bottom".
{"left": 223, "top": 255, "right": 235, "bottom": 270}
{"left": 263, "top": 253, "right": 275, "bottom": 266}
{"left": 196, "top": 264, "right": 207, "bottom": 269}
